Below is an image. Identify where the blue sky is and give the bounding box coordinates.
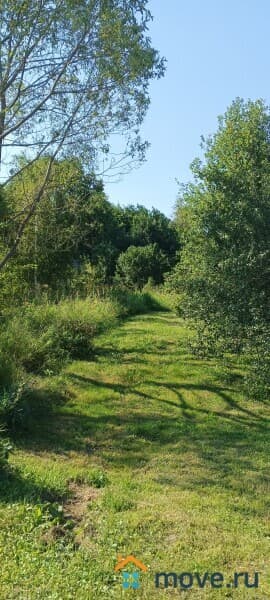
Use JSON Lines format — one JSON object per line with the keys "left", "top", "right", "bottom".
{"left": 105, "top": 0, "right": 270, "bottom": 217}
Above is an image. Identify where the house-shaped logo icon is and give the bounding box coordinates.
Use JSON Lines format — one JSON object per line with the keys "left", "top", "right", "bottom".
{"left": 115, "top": 555, "right": 148, "bottom": 572}
{"left": 115, "top": 555, "right": 148, "bottom": 590}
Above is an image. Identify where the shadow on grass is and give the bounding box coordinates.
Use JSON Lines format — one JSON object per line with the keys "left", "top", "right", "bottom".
{"left": 5, "top": 386, "right": 72, "bottom": 436}
{"left": 0, "top": 467, "right": 64, "bottom": 503}
{"left": 93, "top": 339, "right": 178, "bottom": 361}
{"left": 139, "top": 314, "right": 182, "bottom": 325}
{"left": 3, "top": 311, "right": 270, "bottom": 507}
{"left": 5, "top": 371, "right": 269, "bottom": 503}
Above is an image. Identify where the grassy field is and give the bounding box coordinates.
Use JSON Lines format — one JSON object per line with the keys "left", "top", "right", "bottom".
{"left": 0, "top": 309, "right": 270, "bottom": 598}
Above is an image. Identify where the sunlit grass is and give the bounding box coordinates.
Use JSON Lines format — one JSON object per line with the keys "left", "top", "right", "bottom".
{"left": 0, "top": 310, "right": 269, "bottom": 598}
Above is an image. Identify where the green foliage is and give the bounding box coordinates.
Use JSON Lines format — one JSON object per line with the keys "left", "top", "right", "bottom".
{"left": 0, "top": 427, "right": 11, "bottom": 471}
{"left": 0, "top": 1, "right": 165, "bottom": 179}
{"left": 0, "top": 383, "right": 26, "bottom": 431}
{"left": 176, "top": 98, "right": 270, "bottom": 330}
{"left": 1, "top": 161, "right": 178, "bottom": 303}
{"left": 115, "top": 243, "right": 170, "bottom": 289}
{"left": 243, "top": 326, "right": 270, "bottom": 399}
{"left": 172, "top": 98, "right": 270, "bottom": 394}
{"left": 0, "top": 300, "right": 108, "bottom": 375}
{"left": 102, "top": 491, "right": 134, "bottom": 512}
{"left": 113, "top": 204, "right": 179, "bottom": 258}
{"left": 87, "top": 469, "right": 109, "bottom": 489}
{"left": 3, "top": 159, "right": 108, "bottom": 299}
{"left": 0, "top": 1, "right": 165, "bottom": 273}
{"left": 0, "top": 345, "right": 14, "bottom": 469}
{"left": 0, "top": 291, "right": 162, "bottom": 380}
{"left": 0, "top": 348, "right": 19, "bottom": 390}
{"left": 111, "top": 288, "right": 163, "bottom": 314}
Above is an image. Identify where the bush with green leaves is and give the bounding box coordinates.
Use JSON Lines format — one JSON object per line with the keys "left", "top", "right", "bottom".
{"left": 0, "top": 428, "right": 11, "bottom": 471}
{"left": 0, "top": 350, "right": 18, "bottom": 389}
{"left": 242, "top": 325, "right": 270, "bottom": 400}
{"left": 171, "top": 98, "right": 270, "bottom": 396}
{"left": 115, "top": 243, "right": 170, "bottom": 290}
{"left": 0, "top": 383, "right": 27, "bottom": 431}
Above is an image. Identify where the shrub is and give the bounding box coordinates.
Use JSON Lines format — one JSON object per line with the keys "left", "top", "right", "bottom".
{"left": 243, "top": 326, "right": 270, "bottom": 400}
{"left": 0, "top": 383, "right": 28, "bottom": 431}
{"left": 0, "top": 427, "right": 12, "bottom": 472}
{"left": 0, "top": 351, "right": 19, "bottom": 389}
{"left": 0, "top": 291, "right": 161, "bottom": 378}
{"left": 87, "top": 469, "right": 109, "bottom": 488}
{"left": 115, "top": 244, "right": 169, "bottom": 290}
{"left": 171, "top": 99, "right": 270, "bottom": 396}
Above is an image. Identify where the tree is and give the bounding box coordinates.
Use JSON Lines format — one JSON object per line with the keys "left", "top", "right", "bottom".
{"left": 0, "top": 0, "right": 165, "bottom": 269}
{"left": 2, "top": 156, "right": 179, "bottom": 299}
{"left": 76, "top": 191, "right": 119, "bottom": 276}
{"left": 113, "top": 204, "right": 180, "bottom": 260}
{"left": 2, "top": 157, "right": 113, "bottom": 295}
{"left": 173, "top": 98, "right": 270, "bottom": 348}
{"left": 115, "top": 243, "right": 169, "bottom": 289}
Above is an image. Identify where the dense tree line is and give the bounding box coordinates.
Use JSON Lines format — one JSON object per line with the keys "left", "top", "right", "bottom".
{"left": 0, "top": 156, "right": 179, "bottom": 303}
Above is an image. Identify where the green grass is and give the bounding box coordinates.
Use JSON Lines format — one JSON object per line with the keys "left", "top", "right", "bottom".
{"left": 0, "top": 310, "right": 270, "bottom": 598}
{"left": 0, "top": 290, "right": 161, "bottom": 382}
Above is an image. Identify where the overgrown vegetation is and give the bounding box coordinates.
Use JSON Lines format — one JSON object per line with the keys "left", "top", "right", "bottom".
{"left": 1, "top": 158, "right": 179, "bottom": 304}
{"left": 170, "top": 98, "right": 270, "bottom": 397}
{"left": 1, "top": 291, "right": 160, "bottom": 374}
{"left": 0, "top": 2, "right": 269, "bottom": 591}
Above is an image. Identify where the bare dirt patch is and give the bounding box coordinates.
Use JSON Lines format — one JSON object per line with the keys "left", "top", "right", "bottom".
{"left": 64, "top": 482, "right": 99, "bottom": 522}
{"left": 41, "top": 482, "right": 99, "bottom": 547}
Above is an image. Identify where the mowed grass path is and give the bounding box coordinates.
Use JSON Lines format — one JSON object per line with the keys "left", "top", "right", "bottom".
{"left": 1, "top": 311, "right": 270, "bottom": 598}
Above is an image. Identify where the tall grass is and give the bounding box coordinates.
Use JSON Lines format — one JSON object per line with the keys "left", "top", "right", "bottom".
{"left": 0, "top": 289, "right": 162, "bottom": 457}
{"left": 0, "top": 290, "right": 161, "bottom": 382}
